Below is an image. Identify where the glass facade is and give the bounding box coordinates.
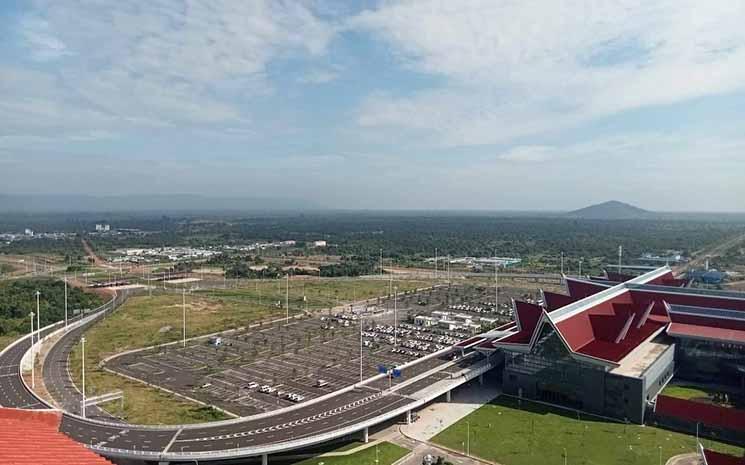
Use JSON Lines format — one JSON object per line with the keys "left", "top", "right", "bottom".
{"left": 503, "top": 323, "right": 649, "bottom": 423}
{"left": 505, "top": 324, "right": 605, "bottom": 410}
{"left": 676, "top": 339, "right": 745, "bottom": 390}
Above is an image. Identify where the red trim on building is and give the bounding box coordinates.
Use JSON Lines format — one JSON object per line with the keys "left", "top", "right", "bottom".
{"left": 656, "top": 396, "right": 745, "bottom": 432}
{"left": 703, "top": 449, "right": 745, "bottom": 465}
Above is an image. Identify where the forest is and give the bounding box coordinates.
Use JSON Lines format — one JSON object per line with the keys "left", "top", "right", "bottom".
{"left": 0, "top": 278, "right": 104, "bottom": 340}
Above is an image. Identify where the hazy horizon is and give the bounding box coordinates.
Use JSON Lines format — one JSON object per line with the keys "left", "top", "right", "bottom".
{"left": 1, "top": 1, "right": 744, "bottom": 211}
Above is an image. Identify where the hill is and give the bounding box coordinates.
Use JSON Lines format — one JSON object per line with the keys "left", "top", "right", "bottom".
{"left": 566, "top": 200, "right": 654, "bottom": 220}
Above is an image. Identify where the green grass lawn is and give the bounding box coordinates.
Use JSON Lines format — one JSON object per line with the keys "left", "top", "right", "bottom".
{"left": 0, "top": 333, "right": 19, "bottom": 352}
{"left": 196, "top": 277, "right": 429, "bottom": 314}
{"left": 291, "top": 442, "right": 410, "bottom": 465}
{"left": 662, "top": 384, "right": 712, "bottom": 400}
{"left": 432, "top": 396, "right": 743, "bottom": 465}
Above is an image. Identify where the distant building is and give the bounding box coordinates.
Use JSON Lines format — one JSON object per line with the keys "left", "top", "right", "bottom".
{"left": 95, "top": 224, "right": 111, "bottom": 232}
{"left": 312, "top": 240, "right": 327, "bottom": 248}
{"left": 24, "top": 229, "right": 33, "bottom": 236}
{"left": 687, "top": 269, "right": 727, "bottom": 285}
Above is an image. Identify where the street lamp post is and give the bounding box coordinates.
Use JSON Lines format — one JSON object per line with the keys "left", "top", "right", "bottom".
{"left": 34, "top": 291, "right": 41, "bottom": 352}
{"left": 359, "top": 316, "right": 364, "bottom": 383}
{"left": 286, "top": 274, "right": 290, "bottom": 323}
{"left": 64, "top": 276, "right": 69, "bottom": 330}
{"left": 81, "top": 336, "right": 86, "bottom": 418}
{"left": 579, "top": 257, "right": 584, "bottom": 276}
{"left": 29, "top": 312, "right": 35, "bottom": 388}
{"left": 561, "top": 251, "right": 564, "bottom": 275}
{"left": 494, "top": 254, "right": 499, "bottom": 311}
{"left": 393, "top": 286, "right": 398, "bottom": 347}
{"left": 182, "top": 288, "right": 187, "bottom": 348}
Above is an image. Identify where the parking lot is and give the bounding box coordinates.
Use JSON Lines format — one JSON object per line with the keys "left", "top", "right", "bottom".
{"left": 107, "top": 283, "right": 537, "bottom": 416}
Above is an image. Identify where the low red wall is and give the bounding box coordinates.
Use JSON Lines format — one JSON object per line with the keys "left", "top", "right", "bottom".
{"left": 656, "top": 395, "right": 745, "bottom": 432}
{"left": 704, "top": 449, "right": 745, "bottom": 465}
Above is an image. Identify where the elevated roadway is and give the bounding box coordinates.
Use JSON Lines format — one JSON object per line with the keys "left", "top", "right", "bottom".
{"left": 1, "top": 290, "right": 499, "bottom": 463}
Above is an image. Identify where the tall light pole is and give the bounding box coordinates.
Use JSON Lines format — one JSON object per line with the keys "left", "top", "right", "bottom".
{"left": 393, "top": 286, "right": 398, "bottom": 347}
{"left": 447, "top": 255, "right": 451, "bottom": 284}
{"left": 434, "top": 248, "right": 438, "bottom": 282}
{"left": 64, "top": 276, "right": 69, "bottom": 330}
{"left": 81, "top": 336, "right": 86, "bottom": 418}
{"left": 563, "top": 447, "right": 567, "bottom": 465}
{"left": 561, "top": 252, "right": 564, "bottom": 275}
{"left": 379, "top": 249, "right": 383, "bottom": 279}
{"left": 359, "top": 316, "right": 364, "bottom": 383}
{"left": 494, "top": 252, "right": 499, "bottom": 311}
{"left": 286, "top": 274, "right": 290, "bottom": 323}
{"left": 29, "top": 312, "right": 35, "bottom": 388}
{"left": 618, "top": 245, "right": 623, "bottom": 273}
{"left": 182, "top": 288, "right": 187, "bottom": 348}
{"left": 579, "top": 257, "right": 584, "bottom": 276}
{"left": 34, "top": 291, "right": 41, "bottom": 352}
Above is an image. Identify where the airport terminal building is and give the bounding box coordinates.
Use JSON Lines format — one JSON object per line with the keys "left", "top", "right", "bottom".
{"left": 477, "top": 267, "right": 745, "bottom": 424}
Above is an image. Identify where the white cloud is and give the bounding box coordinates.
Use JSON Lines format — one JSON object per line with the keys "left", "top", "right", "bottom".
{"left": 498, "top": 145, "right": 556, "bottom": 163}
{"left": 18, "top": 15, "right": 71, "bottom": 61}
{"left": 352, "top": 0, "right": 745, "bottom": 146}
{"left": 3, "top": 1, "right": 336, "bottom": 138}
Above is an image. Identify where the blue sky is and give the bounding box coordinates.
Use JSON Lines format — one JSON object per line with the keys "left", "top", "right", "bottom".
{"left": 1, "top": 0, "right": 744, "bottom": 211}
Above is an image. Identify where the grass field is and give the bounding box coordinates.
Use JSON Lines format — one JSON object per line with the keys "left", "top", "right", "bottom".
{"left": 432, "top": 396, "right": 743, "bottom": 465}
{"left": 290, "top": 442, "right": 410, "bottom": 465}
{"left": 196, "top": 277, "right": 429, "bottom": 314}
{"left": 67, "top": 293, "right": 283, "bottom": 424}
{"left": 662, "top": 384, "right": 712, "bottom": 401}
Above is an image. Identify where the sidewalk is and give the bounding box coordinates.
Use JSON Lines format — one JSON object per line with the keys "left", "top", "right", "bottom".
{"left": 375, "top": 382, "right": 502, "bottom": 465}
{"left": 400, "top": 381, "right": 500, "bottom": 441}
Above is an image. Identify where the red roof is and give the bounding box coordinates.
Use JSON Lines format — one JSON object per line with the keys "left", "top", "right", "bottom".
{"left": 554, "top": 294, "right": 666, "bottom": 363}
{"left": 0, "top": 408, "right": 114, "bottom": 465}
{"left": 668, "top": 322, "right": 745, "bottom": 344}
{"left": 490, "top": 267, "right": 745, "bottom": 365}
{"left": 497, "top": 301, "right": 543, "bottom": 345}
{"left": 542, "top": 291, "right": 578, "bottom": 311}
{"left": 565, "top": 278, "right": 611, "bottom": 299}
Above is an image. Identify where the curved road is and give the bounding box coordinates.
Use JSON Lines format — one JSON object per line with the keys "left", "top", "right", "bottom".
{"left": 1, "top": 289, "right": 492, "bottom": 462}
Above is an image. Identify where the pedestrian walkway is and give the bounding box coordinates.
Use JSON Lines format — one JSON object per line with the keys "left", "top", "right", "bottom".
{"left": 374, "top": 381, "right": 502, "bottom": 465}
{"left": 400, "top": 381, "right": 500, "bottom": 441}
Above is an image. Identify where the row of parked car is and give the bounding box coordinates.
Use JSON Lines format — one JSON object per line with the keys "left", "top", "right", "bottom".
{"left": 399, "top": 322, "right": 470, "bottom": 340}
{"left": 258, "top": 385, "right": 306, "bottom": 402}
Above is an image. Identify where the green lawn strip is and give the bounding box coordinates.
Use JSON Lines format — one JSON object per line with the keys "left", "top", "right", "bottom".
{"left": 432, "top": 396, "right": 743, "bottom": 465}
{"left": 0, "top": 333, "right": 19, "bottom": 352}
{"left": 291, "top": 441, "right": 410, "bottom": 465}
{"left": 662, "top": 384, "right": 712, "bottom": 401}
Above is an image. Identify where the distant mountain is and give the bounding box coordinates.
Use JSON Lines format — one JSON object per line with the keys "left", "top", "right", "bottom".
{"left": 0, "top": 194, "right": 320, "bottom": 213}
{"left": 566, "top": 200, "right": 654, "bottom": 220}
